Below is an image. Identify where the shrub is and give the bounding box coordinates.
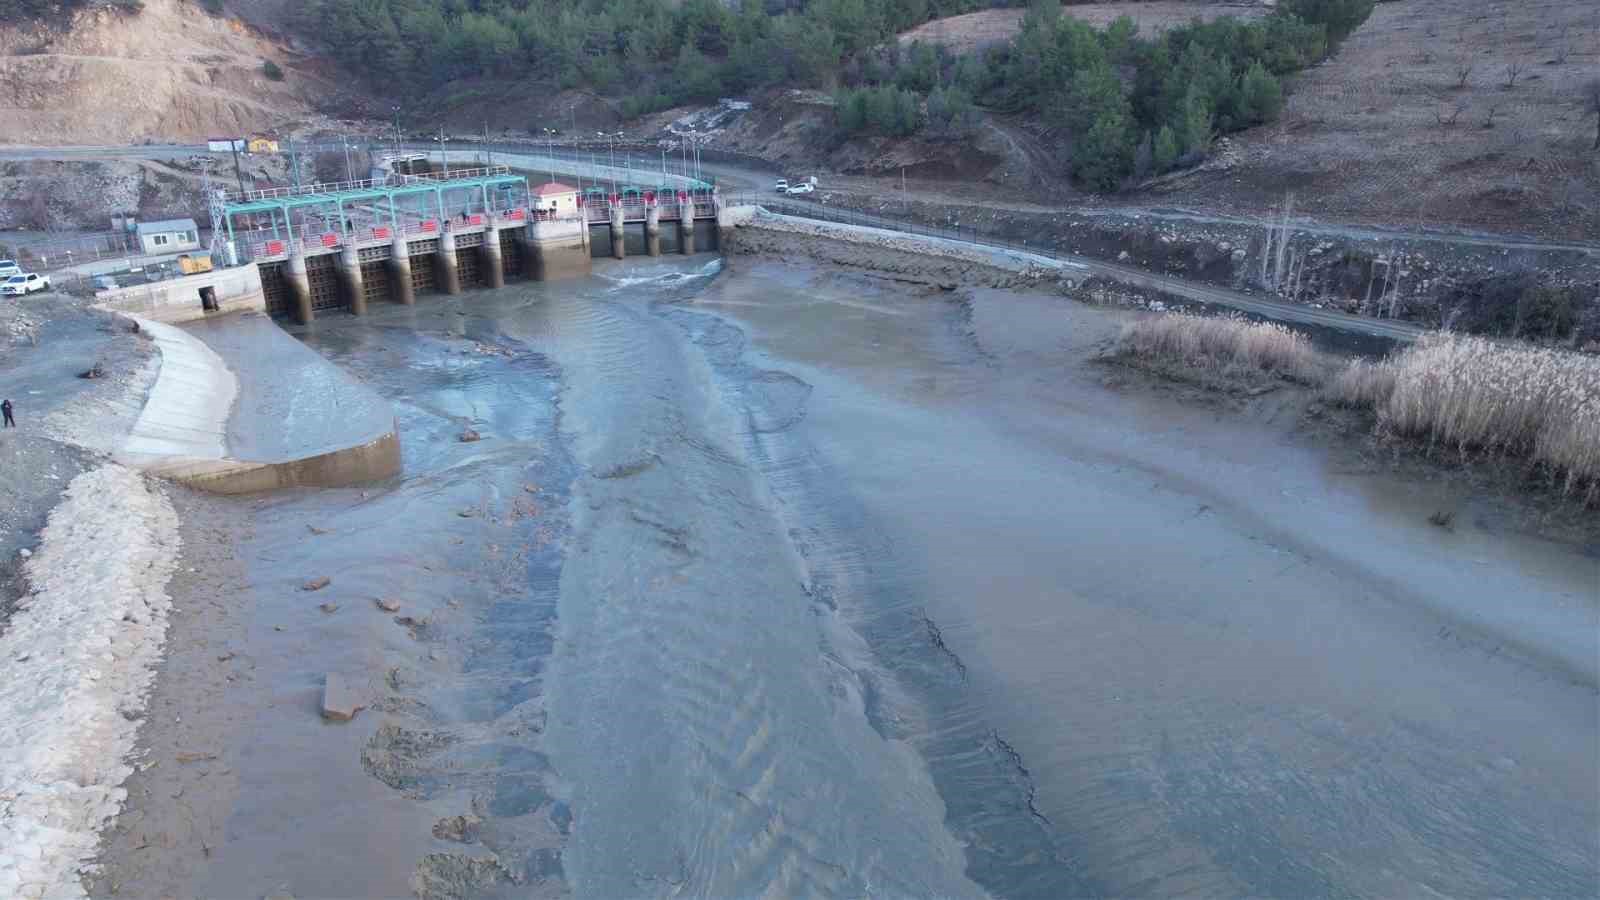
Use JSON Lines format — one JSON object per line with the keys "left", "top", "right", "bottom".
{"left": 261, "top": 59, "right": 284, "bottom": 81}
{"left": 835, "top": 85, "right": 921, "bottom": 137}
{"left": 1277, "top": 0, "right": 1377, "bottom": 47}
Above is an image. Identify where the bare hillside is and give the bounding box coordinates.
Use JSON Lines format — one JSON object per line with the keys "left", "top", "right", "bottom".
{"left": 1156, "top": 0, "right": 1600, "bottom": 238}
{"left": 0, "top": 0, "right": 340, "bottom": 145}
{"left": 898, "top": 1, "right": 1266, "bottom": 53}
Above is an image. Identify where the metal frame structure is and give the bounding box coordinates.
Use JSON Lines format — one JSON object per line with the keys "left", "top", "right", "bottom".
{"left": 212, "top": 166, "right": 530, "bottom": 262}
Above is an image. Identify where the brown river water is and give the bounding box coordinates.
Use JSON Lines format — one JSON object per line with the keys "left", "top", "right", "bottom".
{"left": 101, "top": 254, "right": 1598, "bottom": 898}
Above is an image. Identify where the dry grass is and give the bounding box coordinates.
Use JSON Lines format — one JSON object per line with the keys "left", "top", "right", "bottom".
{"left": 1339, "top": 334, "right": 1600, "bottom": 494}
{"left": 1117, "top": 312, "right": 1330, "bottom": 384}
{"left": 1126, "top": 313, "right": 1600, "bottom": 498}
{"left": 1323, "top": 358, "right": 1399, "bottom": 409}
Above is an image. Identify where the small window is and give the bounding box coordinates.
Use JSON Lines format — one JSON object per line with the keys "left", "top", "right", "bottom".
{"left": 152, "top": 234, "right": 168, "bottom": 246}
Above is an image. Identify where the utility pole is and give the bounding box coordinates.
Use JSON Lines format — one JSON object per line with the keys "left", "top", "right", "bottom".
{"left": 289, "top": 135, "right": 301, "bottom": 190}
{"left": 484, "top": 120, "right": 491, "bottom": 168}
{"left": 343, "top": 134, "right": 354, "bottom": 183}
{"left": 229, "top": 141, "right": 246, "bottom": 194}
{"left": 440, "top": 125, "right": 448, "bottom": 176}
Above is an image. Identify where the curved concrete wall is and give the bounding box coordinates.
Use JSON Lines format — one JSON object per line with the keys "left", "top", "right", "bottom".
{"left": 118, "top": 318, "right": 237, "bottom": 464}
{"left": 118, "top": 315, "right": 401, "bottom": 493}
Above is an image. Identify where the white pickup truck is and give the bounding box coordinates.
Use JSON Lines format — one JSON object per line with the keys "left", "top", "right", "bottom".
{"left": 1, "top": 272, "right": 50, "bottom": 296}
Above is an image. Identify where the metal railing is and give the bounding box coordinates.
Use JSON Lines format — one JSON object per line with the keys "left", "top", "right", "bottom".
{"left": 231, "top": 175, "right": 390, "bottom": 203}
{"left": 227, "top": 165, "right": 516, "bottom": 204}
{"left": 402, "top": 164, "right": 511, "bottom": 183}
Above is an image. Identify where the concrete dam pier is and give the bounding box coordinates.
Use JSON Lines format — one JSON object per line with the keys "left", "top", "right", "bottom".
{"left": 218, "top": 166, "right": 720, "bottom": 323}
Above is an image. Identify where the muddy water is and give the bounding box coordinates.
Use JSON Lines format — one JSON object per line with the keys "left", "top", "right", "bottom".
{"left": 186, "top": 256, "right": 1595, "bottom": 898}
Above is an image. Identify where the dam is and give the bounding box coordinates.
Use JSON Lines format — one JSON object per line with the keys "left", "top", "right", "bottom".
{"left": 214, "top": 165, "right": 721, "bottom": 323}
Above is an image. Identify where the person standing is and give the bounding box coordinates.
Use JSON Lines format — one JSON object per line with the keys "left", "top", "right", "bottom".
{"left": 2, "top": 398, "right": 14, "bottom": 428}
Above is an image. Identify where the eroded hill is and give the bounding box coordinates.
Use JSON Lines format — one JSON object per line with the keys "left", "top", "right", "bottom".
{"left": 0, "top": 0, "right": 340, "bottom": 145}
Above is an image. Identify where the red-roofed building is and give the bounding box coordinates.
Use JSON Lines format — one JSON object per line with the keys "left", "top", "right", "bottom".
{"left": 531, "top": 181, "right": 579, "bottom": 217}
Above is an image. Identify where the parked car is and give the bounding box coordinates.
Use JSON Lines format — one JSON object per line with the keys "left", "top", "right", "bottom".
{"left": 0, "top": 259, "right": 19, "bottom": 279}
{"left": 785, "top": 182, "right": 815, "bottom": 195}
{"left": 774, "top": 179, "right": 788, "bottom": 193}
{"left": 1, "top": 272, "right": 50, "bottom": 296}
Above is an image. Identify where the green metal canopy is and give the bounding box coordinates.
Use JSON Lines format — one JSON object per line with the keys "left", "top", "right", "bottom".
{"left": 221, "top": 172, "right": 530, "bottom": 245}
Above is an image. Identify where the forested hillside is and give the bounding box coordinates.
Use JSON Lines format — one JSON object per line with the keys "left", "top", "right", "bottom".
{"left": 0, "top": 0, "right": 141, "bottom": 18}
{"left": 293, "top": 0, "right": 1376, "bottom": 192}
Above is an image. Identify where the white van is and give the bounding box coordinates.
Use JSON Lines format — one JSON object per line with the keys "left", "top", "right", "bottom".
{"left": 0, "top": 260, "right": 19, "bottom": 279}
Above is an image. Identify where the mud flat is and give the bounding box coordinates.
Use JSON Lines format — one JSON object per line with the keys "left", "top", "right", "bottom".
{"left": 47, "top": 243, "right": 1600, "bottom": 898}
{"left": 687, "top": 257, "right": 1598, "bottom": 896}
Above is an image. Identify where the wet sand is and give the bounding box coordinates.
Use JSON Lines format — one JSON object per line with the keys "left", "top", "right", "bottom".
{"left": 91, "top": 253, "right": 1597, "bottom": 898}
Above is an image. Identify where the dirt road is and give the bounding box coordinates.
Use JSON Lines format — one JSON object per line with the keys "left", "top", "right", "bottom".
{"left": 734, "top": 196, "right": 1426, "bottom": 344}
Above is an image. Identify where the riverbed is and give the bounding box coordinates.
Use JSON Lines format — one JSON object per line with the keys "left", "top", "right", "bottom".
{"left": 94, "top": 253, "right": 1598, "bottom": 897}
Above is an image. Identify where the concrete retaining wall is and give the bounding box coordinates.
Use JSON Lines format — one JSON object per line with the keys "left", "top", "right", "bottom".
{"left": 160, "top": 432, "right": 402, "bottom": 495}
{"left": 94, "top": 266, "right": 265, "bottom": 324}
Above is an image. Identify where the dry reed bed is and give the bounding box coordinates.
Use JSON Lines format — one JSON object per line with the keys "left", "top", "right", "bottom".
{"left": 1115, "top": 313, "right": 1329, "bottom": 385}
{"left": 1119, "top": 314, "right": 1600, "bottom": 498}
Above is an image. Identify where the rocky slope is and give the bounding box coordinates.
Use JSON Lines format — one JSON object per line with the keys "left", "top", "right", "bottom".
{"left": 0, "top": 0, "right": 338, "bottom": 145}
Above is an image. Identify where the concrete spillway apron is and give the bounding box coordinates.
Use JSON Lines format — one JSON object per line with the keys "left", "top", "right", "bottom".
{"left": 117, "top": 316, "right": 400, "bottom": 493}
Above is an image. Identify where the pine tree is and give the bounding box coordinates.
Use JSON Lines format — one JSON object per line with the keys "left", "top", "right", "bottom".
{"left": 1237, "top": 62, "right": 1283, "bottom": 125}
{"left": 1073, "top": 111, "right": 1135, "bottom": 191}
{"left": 1178, "top": 86, "right": 1213, "bottom": 157}
{"left": 1153, "top": 125, "right": 1179, "bottom": 172}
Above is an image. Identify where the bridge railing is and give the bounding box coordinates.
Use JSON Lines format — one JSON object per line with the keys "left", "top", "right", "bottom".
{"left": 401, "top": 164, "right": 511, "bottom": 184}
{"left": 227, "top": 166, "right": 516, "bottom": 204}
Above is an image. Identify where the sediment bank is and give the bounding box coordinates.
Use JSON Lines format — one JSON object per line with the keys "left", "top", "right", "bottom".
{"left": 0, "top": 464, "right": 179, "bottom": 900}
